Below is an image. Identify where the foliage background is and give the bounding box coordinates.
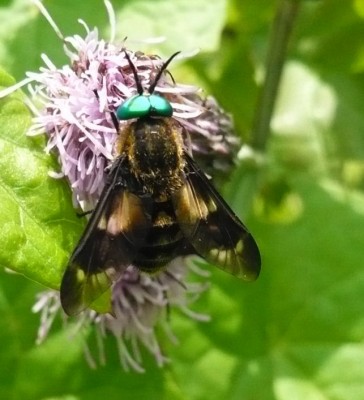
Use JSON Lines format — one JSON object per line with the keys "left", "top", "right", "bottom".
{"left": 0, "top": 0, "right": 364, "bottom": 399}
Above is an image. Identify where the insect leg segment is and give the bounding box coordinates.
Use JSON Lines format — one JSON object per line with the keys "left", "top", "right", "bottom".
{"left": 92, "top": 87, "right": 120, "bottom": 132}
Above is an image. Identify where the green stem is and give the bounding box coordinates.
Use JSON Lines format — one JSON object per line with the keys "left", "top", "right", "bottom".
{"left": 251, "top": 0, "right": 301, "bottom": 151}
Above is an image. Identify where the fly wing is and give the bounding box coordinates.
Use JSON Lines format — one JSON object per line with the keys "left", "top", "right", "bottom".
{"left": 60, "top": 158, "right": 152, "bottom": 316}
{"left": 172, "top": 153, "right": 261, "bottom": 281}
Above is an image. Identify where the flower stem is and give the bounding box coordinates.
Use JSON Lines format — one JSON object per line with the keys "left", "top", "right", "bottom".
{"left": 251, "top": 0, "right": 302, "bottom": 151}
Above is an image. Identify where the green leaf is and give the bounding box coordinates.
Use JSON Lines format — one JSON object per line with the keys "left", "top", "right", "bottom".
{"left": 243, "top": 178, "right": 364, "bottom": 399}
{"left": 112, "top": 0, "right": 227, "bottom": 56}
{"left": 0, "top": 69, "right": 82, "bottom": 289}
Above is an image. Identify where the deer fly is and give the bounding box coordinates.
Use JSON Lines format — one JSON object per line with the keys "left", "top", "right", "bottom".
{"left": 60, "top": 51, "right": 261, "bottom": 316}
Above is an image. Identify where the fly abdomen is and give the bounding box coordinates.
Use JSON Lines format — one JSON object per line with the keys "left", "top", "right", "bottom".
{"left": 133, "top": 200, "right": 193, "bottom": 272}
{"left": 133, "top": 228, "right": 187, "bottom": 272}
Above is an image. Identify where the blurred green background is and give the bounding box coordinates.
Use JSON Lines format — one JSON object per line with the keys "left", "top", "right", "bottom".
{"left": 1, "top": 0, "right": 364, "bottom": 399}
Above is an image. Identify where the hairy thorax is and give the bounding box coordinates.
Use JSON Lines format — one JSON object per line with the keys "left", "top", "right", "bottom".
{"left": 119, "top": 117, "right": 185, "bottom": 198}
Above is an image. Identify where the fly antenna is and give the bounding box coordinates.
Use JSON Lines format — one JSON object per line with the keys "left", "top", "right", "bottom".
{"left": 148, "top": 51, "right": 181, "bottom": 94}
{"left": 124, "top": 51, "right": 144, "bottom": 95}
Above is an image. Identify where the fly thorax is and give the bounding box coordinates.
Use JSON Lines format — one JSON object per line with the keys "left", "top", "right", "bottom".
{"left": 128, "top": 118, "right": 185, "bottom": 196}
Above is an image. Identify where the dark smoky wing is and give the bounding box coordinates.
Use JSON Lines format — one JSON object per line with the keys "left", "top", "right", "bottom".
{"left": 60, "top": 159, "right": 152, "bottom": 316}
{"left": 172, "top": 153, "right": 261, "bottom": 281}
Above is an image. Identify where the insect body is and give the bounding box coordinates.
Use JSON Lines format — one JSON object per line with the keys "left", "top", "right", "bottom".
{"left": 60, "top": 51, "right": 261, "bottom": 316}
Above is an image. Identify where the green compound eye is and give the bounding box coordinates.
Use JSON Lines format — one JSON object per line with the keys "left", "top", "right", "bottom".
{"left": 116, "top": 94, "right": 173, "bottom": 121}
{"left": 149, "top": 94, "right": 173, "bottom": 117}
{"left": 116, "top": 50, "right": 179, "bottom": 122}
